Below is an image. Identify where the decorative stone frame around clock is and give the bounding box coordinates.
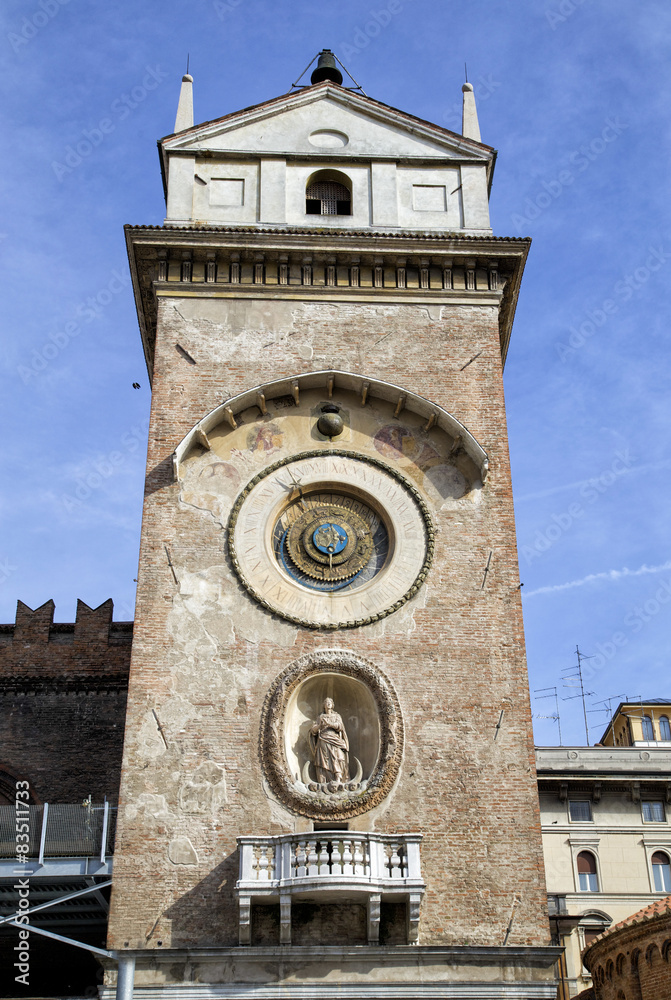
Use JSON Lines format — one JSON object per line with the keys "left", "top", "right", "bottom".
{"left": 260, "top": 650, "right": 404, "bottom": 821}
{"left": 228, "top": 449, "right": 434, "bottom": 630}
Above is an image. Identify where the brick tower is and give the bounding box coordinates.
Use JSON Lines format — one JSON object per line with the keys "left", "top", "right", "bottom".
{"left": 106, "top": 53, "right": 558, "bottom": 998}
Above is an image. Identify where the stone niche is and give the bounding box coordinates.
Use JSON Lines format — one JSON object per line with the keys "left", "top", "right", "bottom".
{"left": 259, "top": 650, "right": 404, "bottom": 821}
{"left": 284, "top": 670, "right": 381, "bottom": 790}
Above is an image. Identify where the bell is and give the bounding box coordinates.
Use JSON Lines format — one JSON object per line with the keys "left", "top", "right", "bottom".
{"left": 311, "top": 49, "right": 343, "bottom": 86}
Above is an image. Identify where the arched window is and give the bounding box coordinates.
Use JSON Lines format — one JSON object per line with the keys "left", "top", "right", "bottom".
{"left": 652, "top": 851, "right": 671, "bottom": 892}
{"left": 642, "top": 715, "right": 654, "bottom": 740}
{"left": 577, "top": 851, "right": 599, "bottom": 891}
{"left": 660, "top": 715, "right": 671, "bottom": 741}
{"left": 306, "top": 171, "right": 351, "bottom": 216}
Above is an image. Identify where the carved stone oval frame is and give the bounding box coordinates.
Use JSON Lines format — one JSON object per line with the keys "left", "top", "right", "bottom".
{"left": 228, "top": 449, "right": 434, "bottom": 630}
{"left": 259, "top": 650, "right": 404, "bottom": 820}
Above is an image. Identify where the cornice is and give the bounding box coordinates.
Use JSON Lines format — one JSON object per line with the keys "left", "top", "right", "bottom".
{"left": 125, "top": 222, "right": 529, "bottom": 246}
{"left": 0, "top": 674, "right": 129, "bottom": 694}
{"left": 105, "top": 943, "right": 561, "bottom": 962}
{"left": 125, "top": 225, "right": 529, "bottom": 383}
{"left": 542, "top": 824, "right": 671, "bottom": 836}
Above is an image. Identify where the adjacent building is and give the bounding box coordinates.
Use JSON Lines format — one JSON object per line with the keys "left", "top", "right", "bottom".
{"left": 538, "top": 701, "right": 671, "bottom": 997}
{"left": 581, "top": 894, "right": 671, "bottom": 1000}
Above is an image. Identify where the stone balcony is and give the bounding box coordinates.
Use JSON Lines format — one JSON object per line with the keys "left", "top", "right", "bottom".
{"left": 236, "top": 832, "right": 424, "bottom": 945}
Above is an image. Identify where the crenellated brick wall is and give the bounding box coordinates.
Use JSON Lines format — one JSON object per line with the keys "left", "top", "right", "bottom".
{"left": 0, "top": 599, "right": 131, "bottom": 804}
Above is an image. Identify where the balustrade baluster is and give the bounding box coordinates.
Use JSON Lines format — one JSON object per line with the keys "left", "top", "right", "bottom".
{"left": 307, "top": 838, "right": 319, "bottom": 876}
{"left": 342, "top": 839, "right": 353, "bottom": 876}
{"left": 389, "top": 841, "right": 402, "bottom": 878}
{"left": 318, "top": 840, "right": 330, "bottom": 875}
{"left": 353, "top": 838, "right": 364, "bottom": 876}
{"left": 251, "top": 843, "right": 261, "bottom": 880}
{"left": 330, "top": 839, "right": 343, "bottom": 875}
{"left": 295, "top": 840, "right": 307, "bottom": 878}
{"left": 258, "top": 846, "right": 270, "bottom": 880}
{"left": 398, "top": 842, "right": 408, "bottom": 877}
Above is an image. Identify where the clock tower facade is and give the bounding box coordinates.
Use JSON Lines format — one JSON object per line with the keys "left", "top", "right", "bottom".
{"left": 107, "top": 57, "right": 558, "bottom": 998}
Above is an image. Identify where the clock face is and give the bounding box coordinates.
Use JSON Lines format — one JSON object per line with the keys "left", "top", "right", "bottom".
{"left": 229, "top": 450, "right": 433, "bottom": 629}
{"left": 272, "top": 491, "right": 388, "bottom": 592}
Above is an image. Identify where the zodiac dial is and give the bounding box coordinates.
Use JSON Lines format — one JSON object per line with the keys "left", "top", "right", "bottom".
{"left": 229, "top": 451, "right": 433, "bottom": 629}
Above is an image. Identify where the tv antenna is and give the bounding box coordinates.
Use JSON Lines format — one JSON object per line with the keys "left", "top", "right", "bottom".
{"left": 588, "top": 693, "right": 627, "bottom": 744}
{"left": 561, "top": 645, "right": 595, "bottom": 745}
{"left": 534, "top": 686, "right": 562, "bottom": 745}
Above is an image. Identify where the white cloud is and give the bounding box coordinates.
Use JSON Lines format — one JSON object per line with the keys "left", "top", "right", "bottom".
{"left": 525, "top": 560, "right": 671, "bottom": 598}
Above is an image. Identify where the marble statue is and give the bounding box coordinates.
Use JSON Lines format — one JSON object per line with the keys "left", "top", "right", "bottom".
{"left": 309, "top": 697, "right": 350, "bottom": 784}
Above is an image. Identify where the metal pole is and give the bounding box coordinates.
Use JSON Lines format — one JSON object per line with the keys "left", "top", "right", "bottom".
{"left": 101, "top": 800, "right": 109, "bottom": 864}
{"left": 575, "top": 646, "right": 590, "bottom": 745}
{"left": 116, "top": 954, "right": 136, "bottom": 1000}
{"left": 38, "top": 802, "right": 49, "bottom": 865}
{"left": 5, "top": 919, "right": 113, "bottom": 958}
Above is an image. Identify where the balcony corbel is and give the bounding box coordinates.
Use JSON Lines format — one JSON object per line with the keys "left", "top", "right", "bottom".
{"left": 235, "top": 831, "right": 425, "bottom": 946}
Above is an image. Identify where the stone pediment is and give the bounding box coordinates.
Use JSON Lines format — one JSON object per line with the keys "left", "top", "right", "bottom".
{"left": 161, "top": 82, "right": 493, "bottom": 164}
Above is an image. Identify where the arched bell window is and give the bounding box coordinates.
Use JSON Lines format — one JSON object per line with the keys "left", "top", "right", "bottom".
{"left": 652, "top": 851, "right": 671, "bottom": 892}
{"left": 577, "top": 850, "right": 599, "bottom": 891}
{"left": 306, "top": 170, "right": 351, "bottom": 216}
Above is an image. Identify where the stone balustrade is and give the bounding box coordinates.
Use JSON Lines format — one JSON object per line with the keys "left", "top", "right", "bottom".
{"left": 236, "top": 832, "right": 424, "bottom": 945}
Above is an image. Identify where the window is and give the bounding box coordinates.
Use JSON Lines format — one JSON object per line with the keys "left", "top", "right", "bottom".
{"left": 651, "top": 851, "right": 671, "bottom": 892}
{"left": 642, "top": 801, "right": 666, "bottom": 823}
{"left": 660, "top": 716, "right": 671, "bottom": 741}
{"left": 569, "top": 799, "right": 593, "bottom": 822}
{"left": 642, "top": 715, "right": 654, "bottom": 740}
{"left": 577, "top": 851, "right": 599, "bottom": 891}
{"left": 306, "top": 172, "right": 351, "bottom": 216}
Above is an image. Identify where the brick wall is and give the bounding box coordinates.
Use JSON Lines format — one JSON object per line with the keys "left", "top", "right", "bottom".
{"left": 0, "top": 599, "right": 130, "bottom": 804}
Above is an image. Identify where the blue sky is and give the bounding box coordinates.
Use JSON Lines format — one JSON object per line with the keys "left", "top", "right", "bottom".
{"left": 1, "top": 0, "right": 670, "bottom": 745}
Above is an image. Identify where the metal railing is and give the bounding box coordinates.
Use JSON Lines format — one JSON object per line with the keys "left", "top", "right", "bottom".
{"left": 0, "top": 802, "right": 116, "bottom": 862}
